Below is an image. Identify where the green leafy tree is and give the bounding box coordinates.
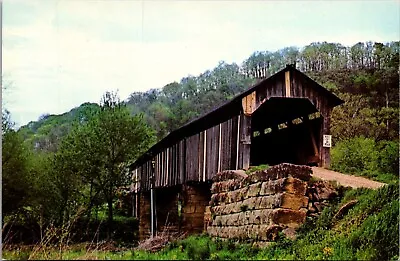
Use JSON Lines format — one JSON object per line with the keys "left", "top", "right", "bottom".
{"left": 55, "top": 91, "right": 155, "bottom": 238}
{"left": 2, "top": 112, "right": 30, "bottom": 216}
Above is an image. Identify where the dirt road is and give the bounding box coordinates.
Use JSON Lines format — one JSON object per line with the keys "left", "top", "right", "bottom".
{"left": 311, "top": 167, "right": 385, "bottom": 189}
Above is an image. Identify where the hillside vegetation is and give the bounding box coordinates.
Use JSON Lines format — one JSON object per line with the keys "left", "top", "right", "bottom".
{"left": 18, "top": 41, "right": 399, "bottom": 147}
{"left": 2, "top": 41, "right": 399, "bottom": 259}
{"left": 3, "top": 183, "right": 398, "bottom": 260}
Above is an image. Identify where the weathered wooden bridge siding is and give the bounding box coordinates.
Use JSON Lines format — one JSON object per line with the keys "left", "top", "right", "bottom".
{"left": 132, "top": 65, "right": 343, "bottom": 191}
{"left": 250, "top": 69, "right": 336, "bottom": 167}
{"left": 137, "top": 115, "right": 243, "bottom": 191}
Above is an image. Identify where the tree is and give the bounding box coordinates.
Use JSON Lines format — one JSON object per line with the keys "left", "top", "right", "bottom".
{"left": 55, "top": 91, "right": 155, "bottom": 238}
{"left": 2, "top": 112, "right": 30, "bottom": 216}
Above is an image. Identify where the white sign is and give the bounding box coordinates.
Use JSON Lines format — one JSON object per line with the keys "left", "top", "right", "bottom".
{"left": 323, "top": 135, "right": 332, "bottom": 148}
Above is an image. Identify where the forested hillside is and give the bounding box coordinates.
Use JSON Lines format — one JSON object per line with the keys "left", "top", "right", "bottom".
{"left": 2, "top": 41, "right": 398, "bottom": 256}
{"left": 19, "top": 41, "right": 399, "bottom": 147}
{"left": 18, "top": 103, "right": 100, "bottom": 152}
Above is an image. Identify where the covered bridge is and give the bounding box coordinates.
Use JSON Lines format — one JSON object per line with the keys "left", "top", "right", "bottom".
{"left": 130, "top": 65, "right": 343, "bottom": 239}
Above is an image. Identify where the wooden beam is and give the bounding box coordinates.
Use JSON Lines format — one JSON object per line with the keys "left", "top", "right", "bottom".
{"left": 241, "top": 115, "right": 251, "bottom": 169}
{"left": 319, "top": 109, "right": 332, "bottom": 168}
{"left": 166, "top": 148, "right": 169, "bottom": 185}
{"left": 235, "top": 115, "right": 240, "bottom": 170}
{"left": 203, "top": 130, "right": 207, "bottom": 181}
{"left": 285, "top": 71, "right": 291, "bottom": 97}
{"left": 242, "top": 91, "right": 256, "bottom": 116}
{"left": 218, "top": 123, "right": 222, "bottom": 173}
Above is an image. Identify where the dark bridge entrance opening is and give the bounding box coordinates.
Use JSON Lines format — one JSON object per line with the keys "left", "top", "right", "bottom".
{"left": 250, "top": 97, "right": 322, "bottom": 167}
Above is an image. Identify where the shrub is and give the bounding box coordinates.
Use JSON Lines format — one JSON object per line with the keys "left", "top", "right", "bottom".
{"left": 351, "top": 199, "right": 399, "bottom": 260}
{"left": 377, "top": 140, "right": 399, "bottom": 175}
{"left": 331, "top": 137, "right": 379, "bottom": 175}
{"left": 183, "top": 235, "right": 211, "bottom": 260}
{"left": 331, "top": 137, "right": 399, "bottom": 182}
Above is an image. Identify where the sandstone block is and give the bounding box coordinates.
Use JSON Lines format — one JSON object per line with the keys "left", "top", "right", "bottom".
{"left": 236, "top": 225, "right": 246, "bottom": 240}
{"left": 219, "top": 192, "right": 228, "bottom": 205}
{"left": 248, "top": 197, "right": 258, "bottom": 210}
{"left": 239, "top": 186, "right": 249, "bottom": 200}
{"left": 241, "top": 198, "right": 252, "bottom": 211}
{"left": 251, "top": 209, "right": 262, "bottom": 225}
{"left": 207, "top": 226, "right": 216, "bottom": 237}
{"left": 213, "top": 215, "right": 222, "bottom": 226}
{"left": 232, "top": 213, "right": 240, "bottom": 226}
{"left": 230, "top": 189, "right": 240, "bottom": 202}
{"left": 232, "top": 202, "right": 241, "bottom": 213}
{"left": 247, "top": 210, "right": 255, "bottom": 225}
{"left": 221, "top": 215, "right": 229, "bottom": 226}
{"left": 259, "top": 209, "right": 273, "bottom": 224}
{"left": 223, "top": 203, "right": 232, "bottom": 215}
{"left": 210, "top": 193, "right": 218, "bottom": 206}
{"left": 230, "top": 226, "right": 240, "bottom": 239}
{"left": 314, "top": 202, "right": 323, "bottom": 212}
{"left": 244, "top": 211, "right": 251, "bottom": 225}
{"left": 280, "top": 193, "right": 309, "bottom": 210}
{"left": 212, "top": 169, "right": 248, "bottom": 182}
{"left": 245, "top": 225, "right": 252, "bottom": 238}
{"left": 249, "top": 225, "right": 259, "bottom": 240}
{"left": 261, "top": 224, "right": 283, "bottom": 241}
{"left": 270, "top": 208, "right": 306, "bottom": 228}
{"left": 211, "top": 206, "right": 219, "bottom": 215}
{"left": 260, "top": 179, "right": 284, "bottom": 195}
{"left": 223, "top": 227, "right": 230, "bottom": 238}
{"left": 218, "top": 226, "right": 225, "bottom": 238}
{"left": 299, "top": 207, "right": 308, "bottom": 215}
{"left": 316, "top": 185, "right": 338, "bottom": 200}
{"left": 254, "top": 196, "right": 263, "bottom": 209}
{"left": 247, "top": 182, "right": 261, "bottom": 198}
{"left": 259, "top": 194, "right": 280, "bottom": 209}
{"left": 283, "top": 177, "right": 307, "bottom": 195}
{"left": 237, "top": 212, "right": 243, "bottom": 225}
{"left": 282, "top": 227, "right": 297, "bottom": 240}
{"left": 225, "top": 227, "right": 232, "bottom": 238}
{"left": 218, "top": 205, "right": 226, "bottom": 215}
{"left": 211, "top": 183, "right": 219, "bottom": 194}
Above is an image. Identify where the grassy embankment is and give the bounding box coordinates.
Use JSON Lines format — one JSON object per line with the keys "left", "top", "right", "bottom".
{"left": 3, "top": 183, "right": 398, "bottom": 260}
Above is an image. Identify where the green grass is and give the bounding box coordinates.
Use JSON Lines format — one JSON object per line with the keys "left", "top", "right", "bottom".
{"left": 245, "top": 164, "right": 270, "bottom": 175}
{"left": 3, "top": 184, "right": 398, "bottom": 260}
{"left": 255, "top": 183, "right": 399, "bottom": 260}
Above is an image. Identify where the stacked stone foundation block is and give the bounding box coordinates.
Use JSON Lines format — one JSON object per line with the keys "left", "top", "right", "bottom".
{"left": 138, "top": 192, "right": 151, "bottom": 241}
{"left": 182, "top": 183, "right": 211, "bottom": 234}
{"left": 207, "top": 163, "right": 311, "bottom": 242}
{"left": 138, "top": 183, "right": 211, "bottom": 240}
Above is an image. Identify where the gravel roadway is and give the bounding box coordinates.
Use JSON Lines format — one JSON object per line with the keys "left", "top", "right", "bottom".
{"left": 311, "top": 167, "right": 386, "bottom": 189}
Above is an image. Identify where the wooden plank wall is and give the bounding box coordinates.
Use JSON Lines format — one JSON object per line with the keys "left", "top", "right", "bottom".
{"left": 134, "top": 68, "right": 336, "bottom": 190}
{"left": 135, "top": 115, "right": 242, "bottom": 191}
{"left": 255, "top": 70, "right": 333, "bottom": 167}
{"left": 256, "top": 71, "right": 331, "bottom": 118}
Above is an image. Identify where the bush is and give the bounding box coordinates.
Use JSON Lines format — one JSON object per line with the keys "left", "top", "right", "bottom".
{"left": 184, "top": 235, "right": 211, "bottom": 260}
{"left": 349, "top": 199, "right": 399, "bottom": 260}
{"left": 70, "top": 216, "right": 139, "bottom": 243}
{"left": 377, "top": 140, "right": 399, "bottom": 174}
{"left": 331, "top": 137, "right": 399, "bottom": 182}
{"left": 331, "top": 137, "right": 378, "bottom": 175}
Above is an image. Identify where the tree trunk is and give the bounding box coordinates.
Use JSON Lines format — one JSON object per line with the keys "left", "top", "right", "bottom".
{"left": 385, "top": 89, "right": 389, "bottom": 133}
{"left": 107, "top": 198, "right": 113, "bottom": 240}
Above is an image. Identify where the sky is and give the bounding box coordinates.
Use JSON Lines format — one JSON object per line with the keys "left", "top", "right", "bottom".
{"left": 3, "top": 0, "right": 399, "bottom": 128}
